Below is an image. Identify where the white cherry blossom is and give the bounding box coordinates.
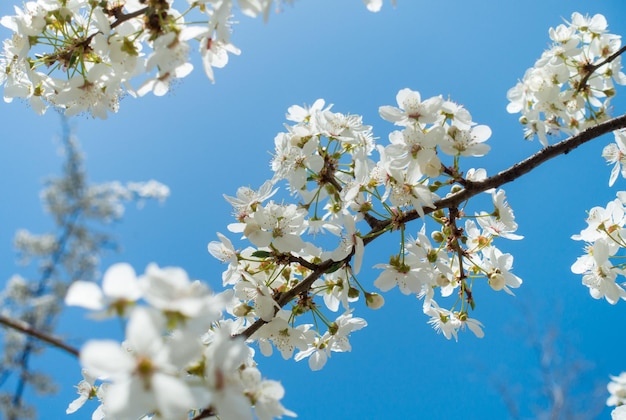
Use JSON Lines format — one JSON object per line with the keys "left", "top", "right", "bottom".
{"left": 603, "top": 130, "right": 626, "bottom": 186}
{"left": 65, "top": 263, "right": 142, "bottom": 316}
{"left": 80, "top": 308, "right": 200, "bottom": 420}
{"left": 379, "top": 88, "right": 443, "bottom": 126}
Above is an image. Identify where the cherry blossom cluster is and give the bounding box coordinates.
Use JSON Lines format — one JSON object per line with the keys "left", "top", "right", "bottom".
{"left": 571, "top": 191, "right": 626, "bottom": 304}
{"left": 0, "top": 0, "right": 395, "bottom": 118}
{"left": 3, "top": 3, "right": 625, "bottom": 417}
{"left": 0, "top": 0, "right": 249, "bottom": 117}
{"left": 374, "top": 89, "right": 524, "bottom": 340}
{"left": 507, "top": 12, "right": 626, "bottom": 146}
{"left": 500, "top": 12, "right": 626, "bottom": 414}
{"left": 572, "top": 132, "right": 626, "bottom": 305}
{"left": 65, "top": 263, "right": 295, "bottom": 420}
{"left": 205, "top": 90, "right": 524, "bottom": 368}
{"left": 554, "top": 17, "right": 626, "bottom": 306}
{"left": 375, "top": 189, "right": 523, "bottom": 342}
{"left": 209, "top": 99, "right": 375, "bottom": 370}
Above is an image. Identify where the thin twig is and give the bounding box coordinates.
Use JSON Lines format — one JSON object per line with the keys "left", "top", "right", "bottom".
{"left": 110, "top": 7, "right": 149, "bottom": 30}
{"left": 235, "top": 259, "right": 336, "bottom": 340}
{"left": 577, "top": 45, "right": 626, "bottom": 93}
{"left": 190, "top": 408, "right": 216, "bottom": 420}
{"left": 447, "top": 207, "right": 472, "bottom": 308}
{"left": 0, "top": 315, "right": 79, "bottom": 358}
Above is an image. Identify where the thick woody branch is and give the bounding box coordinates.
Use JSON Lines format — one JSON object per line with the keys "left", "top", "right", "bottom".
{"left": 365, "top": 113, "right": 626, "bottom": 243}
{"left": 0, "top": 315, "right": 79, "bottom": 358}
{"left": 236, "top": 113, "right": 626, "bottom": 342}
{"left": 442, "top": 114, "right": 626, "bottom": 205}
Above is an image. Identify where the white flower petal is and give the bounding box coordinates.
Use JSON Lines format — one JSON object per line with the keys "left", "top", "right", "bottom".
{"left": 65, "top": 281, "right": 104, "bottom": 310}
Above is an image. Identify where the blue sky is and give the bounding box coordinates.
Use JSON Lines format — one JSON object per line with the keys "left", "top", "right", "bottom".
{"left": 1, "top": 0, "right": 626, "bottom": 419}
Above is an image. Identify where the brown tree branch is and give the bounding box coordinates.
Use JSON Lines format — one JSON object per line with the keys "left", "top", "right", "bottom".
{"left": 364, "top": 112, "right": 626, "bottom": 244}
{"left": 577, "top": 45, "right": 626, "bottom": 93}
{"left": 190, "top": 407, "right": 217, "bottom": 420}
{"left": 286, "top": 254, "right": 318, "bottom": 271}
{"left": 198, "top": 107, "right": 626, "bottom": 420}
{"left": 110, "top": 7, "right": 149, "bottom": 30}
{"left": 236, "top": 258, "right": 336, "bottom": 340}
{"left": 0, "top": 314, "right": 79, "bottom": 358}
{"left": 234, "top": 112, "right": 626, "bottom": 342}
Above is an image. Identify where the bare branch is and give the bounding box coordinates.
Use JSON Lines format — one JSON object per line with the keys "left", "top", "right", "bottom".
{"left": 0, "top": 315, "right": 79, "bottom": 358}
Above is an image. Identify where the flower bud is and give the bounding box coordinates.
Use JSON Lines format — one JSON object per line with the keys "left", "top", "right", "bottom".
{"left": 365, "top": 292, "right": 385, "bottom": 309}
{"left": 233, "top": 303, "right": 253, "bottom": 317}
{"left": 431, "top": 231, "right": 444, "bottom": 243}
{"left": 348, "top": 287, "right": 360, "bottom": 299}
{"left": 433, "top": 209, "right": 445, "bottom": 220}
{"left": 436, "top": 273, "right": 450, "bottom": 288}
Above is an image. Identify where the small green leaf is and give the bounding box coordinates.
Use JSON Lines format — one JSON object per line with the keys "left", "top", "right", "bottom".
{"left": 324, "top": 261, "right": 343, "bottom": 273}
{"left": 251, "top": 250, "right": 272, "bottom": 259}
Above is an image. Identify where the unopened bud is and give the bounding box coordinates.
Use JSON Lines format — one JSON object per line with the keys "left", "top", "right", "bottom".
{"left": 365, "top": 292, "right": 385, "bottom": 309}
{"left": 431, "top": 231, "right": 444, "bottom": 243}
{"left": 436, "top": 273, "right": 450, "bottom": 288}
{"left": 233, "top": 303, "right": 252, "bottom": 317}
{"left": 348, "top": 287, "right": 360, "bottom": 299}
